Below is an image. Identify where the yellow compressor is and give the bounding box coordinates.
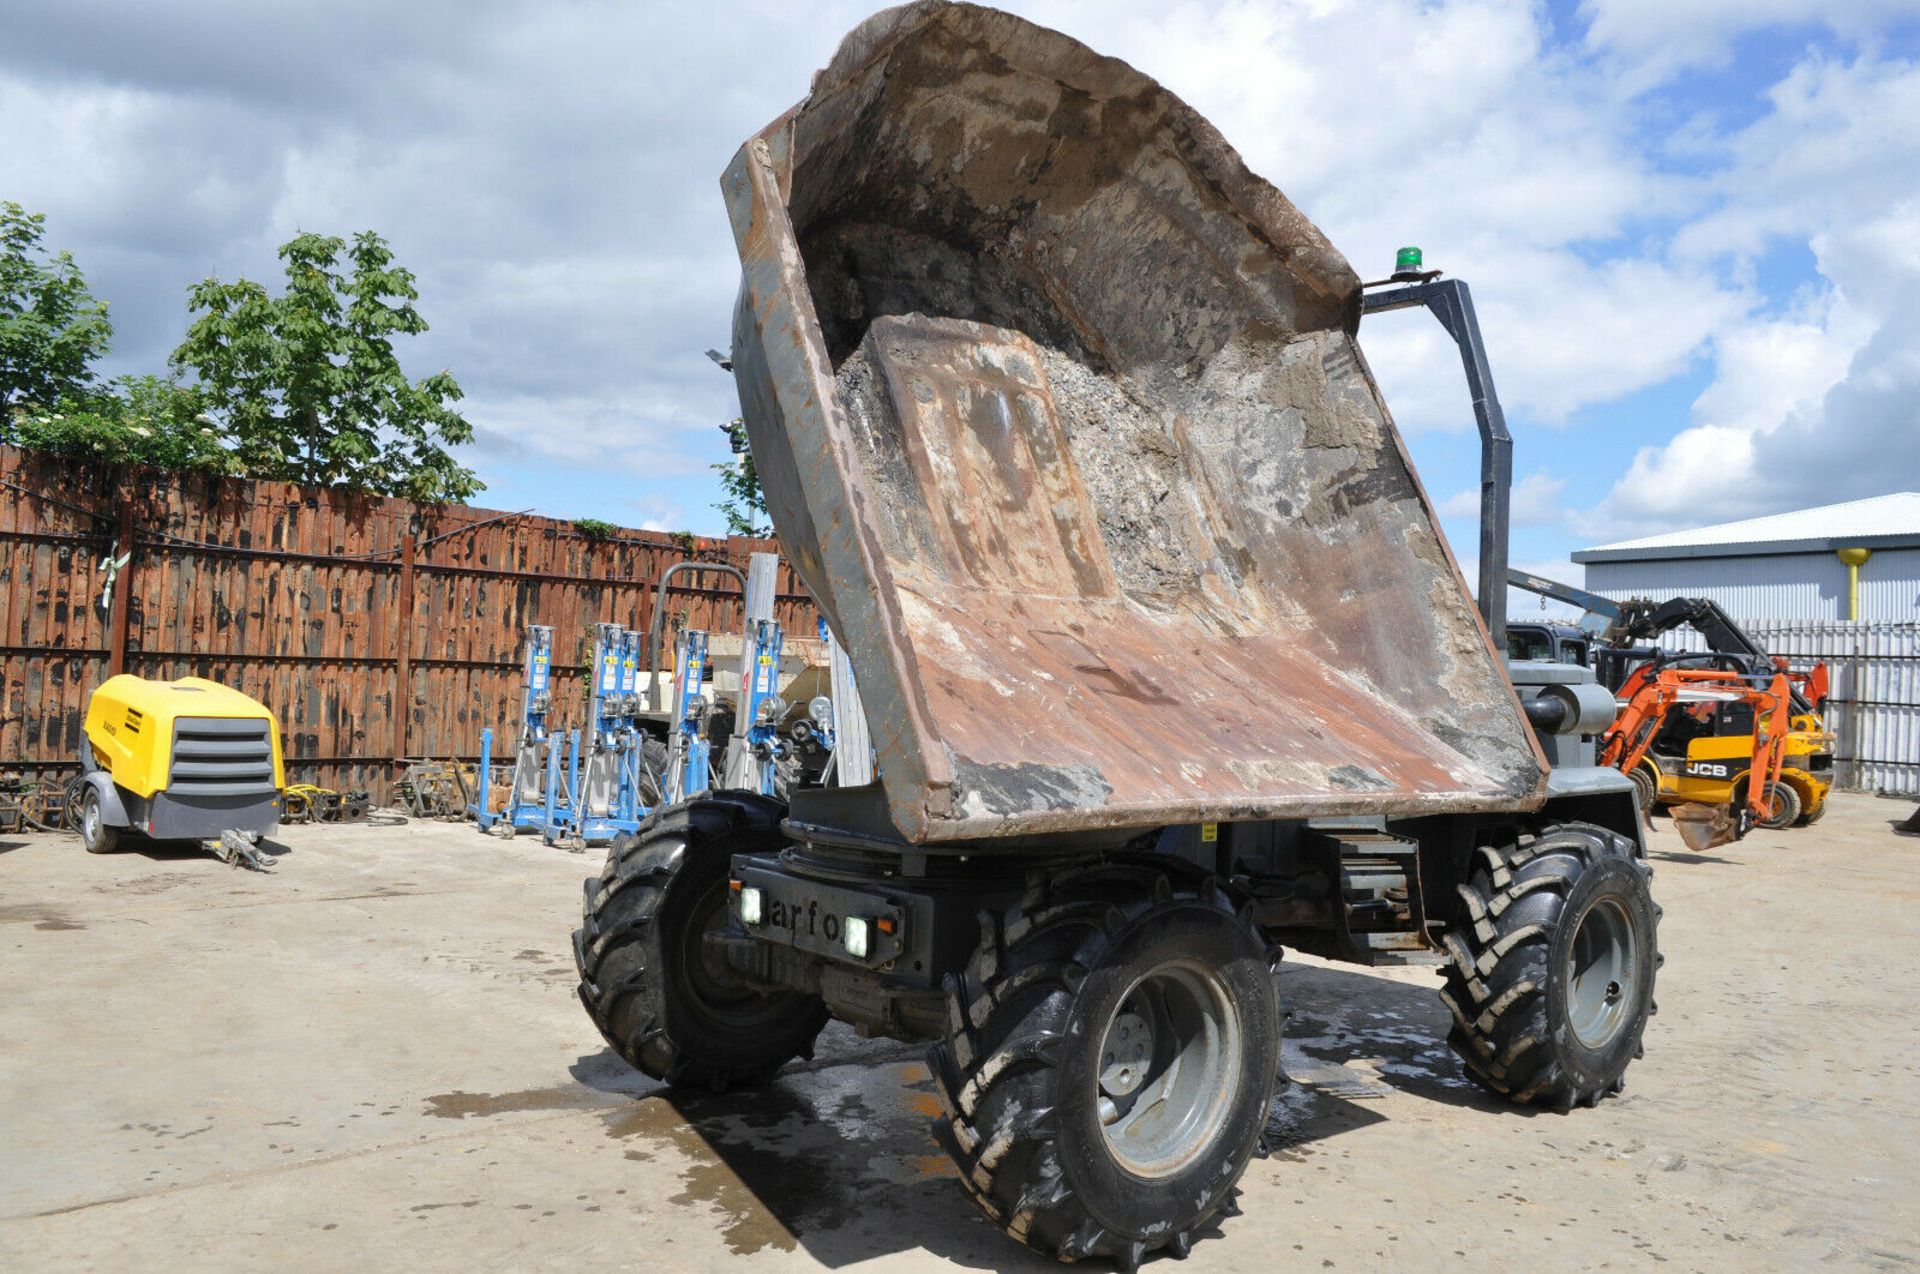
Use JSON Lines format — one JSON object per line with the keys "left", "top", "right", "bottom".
{"left": 77, "top": 675, "right": 285, "bottom": 863}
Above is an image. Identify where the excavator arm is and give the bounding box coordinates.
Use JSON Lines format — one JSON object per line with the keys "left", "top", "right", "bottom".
{"left": 1599, "top": 666, "right": 1799, "bottom": 849}
{"left": 1506, "top": 569, "right": 1826, "bottom": 717}
{"left": 1614, "top": 597, "right": 1822, "bottom": 716}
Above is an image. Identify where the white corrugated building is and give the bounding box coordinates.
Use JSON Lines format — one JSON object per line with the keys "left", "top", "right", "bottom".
{"left": 1573, "top": 493, "right": 1920, "bottom": 621}
{"left": 1575, "top": 495, "right": 1920, "bottom": 794}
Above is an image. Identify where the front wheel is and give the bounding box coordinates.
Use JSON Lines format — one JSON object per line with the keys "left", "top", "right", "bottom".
{"left": 928, "top": 859, "right": 1281, "bottom": 1267}
{"left": 1441, "top": 822, "right": 1660, "bottom": 1109}
{"left": 1750, "top": 780, "right": 1801, "bottom": 830}
{"left": 1628, "top": 765, "right": 1658, "bottom": 818}
{"left": 573, "top": 792, "right": 827, "bottom": 1090}
{"left": 79, "top": 785, "right": 119, "bottom": 855}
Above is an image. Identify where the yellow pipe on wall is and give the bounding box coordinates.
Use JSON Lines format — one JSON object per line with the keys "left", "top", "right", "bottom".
{"left": 1836, "top": 547, "right": 1872, "bottom": 620}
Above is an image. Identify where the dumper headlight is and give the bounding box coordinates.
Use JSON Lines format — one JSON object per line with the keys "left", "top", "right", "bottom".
{"left": 739, "top": 886, "right": 763, "bottom": 925}
{"left": 844, "top": 916, "right": 870, "bottom": 959}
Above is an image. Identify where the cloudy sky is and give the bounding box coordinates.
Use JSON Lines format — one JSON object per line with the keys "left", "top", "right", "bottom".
{"left": 4, "top": 0, "right": 1917, "bottom": 587}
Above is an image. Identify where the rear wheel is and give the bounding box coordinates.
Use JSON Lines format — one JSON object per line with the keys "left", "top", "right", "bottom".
{"left": 928, "top": 859, "right": 1281, "bottom": 1267}
{"left": 573, "top": 792, "right": 827, "bottom": 1090}
{"left": 1750, "top": 780, "right": 1801, "bottom": 830}
{"left": 1441, "top": 822, "right": 1660, "bottom": 1109}
{"left": 79, "top": 786, "right": 119, "bottom": 855}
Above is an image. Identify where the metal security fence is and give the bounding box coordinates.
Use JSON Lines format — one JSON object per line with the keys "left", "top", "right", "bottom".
{"left": 1664, "top": 619, "right": 1920, "bottom": 796}
{"left": 0, "top": 445, "right": 816, "bottom": 803}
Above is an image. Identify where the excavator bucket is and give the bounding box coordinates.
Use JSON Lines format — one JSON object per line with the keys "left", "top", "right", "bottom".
{"left": 722, "top": 2, "right": 1548, "bottom": 843}
{"left": 1672, "top": 802, "right": 1739, "bottom": 852}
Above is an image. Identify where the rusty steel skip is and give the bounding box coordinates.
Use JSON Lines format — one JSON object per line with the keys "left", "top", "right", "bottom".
{"left": 720, "top": 1, "right": 1547, "bottom": 844}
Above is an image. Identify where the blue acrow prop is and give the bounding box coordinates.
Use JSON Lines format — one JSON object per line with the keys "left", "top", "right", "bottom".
{"left": 566, "top": 621, "right": 650, "bottom": 846}
{"left": 614, "top": 625, "right": 657, "bottom": 811}
{"left": 740, "top": 618, "right": 788, "bottom": 796}
{"left": 475, "top": 625, "right": 574, "bottom": 834}
{"left": 668, "top": 628, "right": 712, "bottom": 802}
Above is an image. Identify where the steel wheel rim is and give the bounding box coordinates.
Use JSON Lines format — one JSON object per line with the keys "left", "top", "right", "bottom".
{"left": 1095, "top": 958, "right": 1241, "bottom": 1178}
{"left": 82, "top": 794, "right": 100, "bottom": 844}
{"left": 1566, "top": 896, "right": 1637, "bottom": 1049}
{"left": 675, "top": 880, "right": 808, "bottom": 1032}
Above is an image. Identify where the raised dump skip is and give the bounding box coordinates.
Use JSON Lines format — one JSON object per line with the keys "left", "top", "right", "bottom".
{"left": 723, "top": 0, "right": 1547, "bottom": 843}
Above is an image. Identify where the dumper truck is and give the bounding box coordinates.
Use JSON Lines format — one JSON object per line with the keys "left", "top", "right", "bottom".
{"left": 574, "top": 4, "right": 1659, "bottom": 1265}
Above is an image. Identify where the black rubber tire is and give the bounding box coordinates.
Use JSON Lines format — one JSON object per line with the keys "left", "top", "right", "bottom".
{"left": 1440, "top": 822, "right": 1660, "bottom": 1110}
{"left": 79, "top": 785, "right": 119, "bottom": 855}
{"left": 573, "top": 792, "right": 827, "bottom": 1091}
{"left": 636, "top": 736, "right": 670, "bottom": 808}
{"left": 1751, "top": 781, "right": 1801, "bottom": 830}
{"left": 1796, "top": 795, "right": 1828, "bottom": 826}
{"left": 1628, "top": 766, "right": 1658, "bottom": 818}
{"left": 928, "top": 858, "right": 1281, "bottom": 1268}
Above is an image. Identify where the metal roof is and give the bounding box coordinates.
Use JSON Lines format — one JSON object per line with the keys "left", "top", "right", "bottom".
{"left": 1574, "top": 492, "right": 1920, "bottom": 564}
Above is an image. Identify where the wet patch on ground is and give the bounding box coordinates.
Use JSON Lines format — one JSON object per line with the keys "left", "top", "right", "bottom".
{"left": 423, "top": 1085, "right": 619, "bottom": 1120}
{"left": 91, "top": 872, "right": 205, "bottom": 896}
{"left": 0, "top": 903, "right": 87, "bottom": 930}
{"left": 1258, "top": 965, "right": 1513, "bottom": 1160}
{"left": 597, "top": 1045, "right": 1018, "bottom": 1269}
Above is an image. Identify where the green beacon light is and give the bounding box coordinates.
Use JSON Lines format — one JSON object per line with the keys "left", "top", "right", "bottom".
{"left": 1393, "top": 245, "right": 1424, "bottom": 280}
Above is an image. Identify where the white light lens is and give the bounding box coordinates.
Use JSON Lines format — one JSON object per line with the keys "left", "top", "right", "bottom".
{"left": 844, "top": 916, "right": 870, "bottom": 959}
{"left": 739, "top": 887, "right": 763, "bottom": 925}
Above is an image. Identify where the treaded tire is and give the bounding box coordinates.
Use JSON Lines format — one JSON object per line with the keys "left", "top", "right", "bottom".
{"left": 1441, "top": 822, "right": 1660, "bottom": 1110}
{"left": 80, "top": 786, "right": 119, "bottom": 854}
{"left": 1796, "top": 794, "right": 1828, "bottom": 826}
{"left": 928, "top": 858, "right": 1281, "bottom": 1269}
{"left": 573, "top": 791, "right": 827, "bottom": 1091}
{"left": 636, "top": 736, "right": 670, "bottom": 808}
{"left": 1751, "top": 781, "right": 1801, "bottom": 830}
{"left": 1628, "top": 765, "right": 1658, "bottom": 818}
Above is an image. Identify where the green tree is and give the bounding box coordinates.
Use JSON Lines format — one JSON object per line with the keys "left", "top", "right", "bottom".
{"left": 0, "top": 201, "right": 113, "bottom": 415}
{"left": 12, "top": 374, "right": 232, "bottom": 471}
{"left": 171, "top": 230, "right": 481, "bottom": 502}
{"left": 712, "top": 417, "right": 769, "bottom": 536}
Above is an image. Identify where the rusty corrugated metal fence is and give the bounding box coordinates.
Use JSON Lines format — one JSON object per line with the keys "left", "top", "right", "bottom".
{"left": 0, "top": 445, "right": 816, "bottom": 802}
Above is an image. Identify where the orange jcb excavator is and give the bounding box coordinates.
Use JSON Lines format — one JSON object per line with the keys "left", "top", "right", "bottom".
{"left": 1599, "top": 665, "right": 1796, "bottom": 851}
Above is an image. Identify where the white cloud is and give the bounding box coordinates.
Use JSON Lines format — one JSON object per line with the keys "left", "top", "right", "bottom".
{"left": 465, "top": 390, "right": 724, "bottom": 484}
{"left": 1442, "top": 470, "right": 1567, "bottom": 526}
{"left": 1580, "top": 0, "right": 1912, "bottom": 89}
{"left": 1047, "top": 0, "right": 1734, "bottom": 435}
{"left": 1588, "top": 55, "right": 1920, "bottom": 537}
{"left": 5, "top": 0, "right": 1917, "bottom": 540}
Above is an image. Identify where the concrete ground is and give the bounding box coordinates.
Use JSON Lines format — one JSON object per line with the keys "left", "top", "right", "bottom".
{"left": 2, "top": 793, "right": 1915, "bottom": 1272}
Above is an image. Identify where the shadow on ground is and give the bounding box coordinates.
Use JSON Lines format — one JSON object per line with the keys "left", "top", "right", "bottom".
{"left": 573, "top": 960, "right": 1519, "bottom": 1268}
{"left": 114, "top": 835, "right": 294, "bottom": 865}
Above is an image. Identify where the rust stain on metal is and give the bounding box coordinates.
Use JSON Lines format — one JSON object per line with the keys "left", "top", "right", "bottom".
{"left": 0, "top": 446, "right": 817, "bottom": 803}
{"left": 724, "top": 2, "right": 1547, "bottom": 843}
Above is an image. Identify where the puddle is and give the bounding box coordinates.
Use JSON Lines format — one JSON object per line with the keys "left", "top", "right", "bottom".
{"left": 423, "top": 1086, "right": 613, "bottom": 1119}
{"left": 599, "top": 1055, "right": 964, "bottom": 1261}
